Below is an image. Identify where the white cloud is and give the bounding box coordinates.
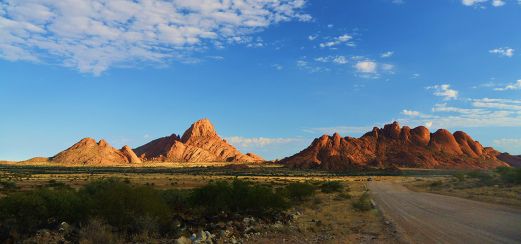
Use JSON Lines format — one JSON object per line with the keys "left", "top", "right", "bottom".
{"left": 355, "top": 60, "right": 377, "bottom": 73}
{"left": 226, "top": 136, "right": 300, "bottom": 148}
{"left": 494, "top": 79, "right": 521, "bottom": 91}
{"left": 0, "top": 0, "right": 311, "bottom": 75}
{"left": 381, "top": 63, "right": 394, "bottom": 71}
{"left": 427, "top": 84, "right": 459, "bottom": 100}
{"left": 296, "top": 59, "right": 329, "bottom": 73}
{"left": 400, "top": 98, "right": 521, "bottom": 129}
{"left": 462, "top": 0, "right": 508, "bottom": 7}
{"left": 493, "top": 138, "right": 521, "bottom": 153}
{"left": 303, "top": 126, "right": 373, "bottom": 135}
{"left": 489, "top": 47, "right": 515, "bottom": 57}
{"left": 424, "top": 121, "right": 433, "bottom": 128}
{"left": 462, "top": 0, "right": 489, "bottom": 6}
{"left": 319, "top": 34, "right": 353, "bottom": 48}
{"left": 308, "top": 34, "right": 318, "bottom": 41}
{"left": 472, "top": 98, "right": 521, "bottom": 110}
{"left": 315, "top": 55, "right": 348, "bottom": 64}
{"left": 272, "top": 64, "right": 283, "bottom": 70}
{"left": 492, "top": 0, "right": 506, "bottom": 6}
{"left": 353, "top": 60, "right": 395, "bottom": 78}
{"left": 381, "top": 51, "right": 394, "bottom": 58}
{"left": 402, "top": 110, "right": 421, "bottom": 116}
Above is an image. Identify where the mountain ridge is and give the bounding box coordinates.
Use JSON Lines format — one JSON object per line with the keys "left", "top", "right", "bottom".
{"left": 280, "top": 121, "right": 509, "bottom": 170}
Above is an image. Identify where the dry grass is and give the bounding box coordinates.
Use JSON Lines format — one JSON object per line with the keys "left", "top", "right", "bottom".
{"left": 251, "top": 181, "right": 399, "bottom": 243}
{"left": 0, "top": 168, "right": 399, "bottom": 243}
{"left": 404, "top": 177, "right": 521, "bottom": 208}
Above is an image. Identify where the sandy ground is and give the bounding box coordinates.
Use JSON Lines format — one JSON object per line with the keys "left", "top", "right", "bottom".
{"left": 369, "top": 181, "right": 521, "bottom": 244}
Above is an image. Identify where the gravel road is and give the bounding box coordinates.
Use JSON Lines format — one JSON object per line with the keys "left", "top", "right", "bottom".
{"left": 368, "top": 181, "right": 521, "bottom": 244}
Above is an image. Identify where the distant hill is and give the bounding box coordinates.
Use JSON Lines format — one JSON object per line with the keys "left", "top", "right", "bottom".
{"left": 280, "top": 122, "right": 509, "bottom": 170}
{"left": 497, "top": 153, "right": 521, "bottom": 168}
{"left": 48, "top": 138, "right": 141, "bottom": 165}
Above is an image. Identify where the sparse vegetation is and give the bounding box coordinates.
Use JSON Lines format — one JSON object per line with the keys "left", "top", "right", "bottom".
{"left": 407, "top": 167, "right": 521, "bottom": 207}
{"left": 319, "top": 181, "right": 344, "bottom": 193}
{"left": 0, "top": 178, "right": 316, "bottom": 242}
{"left": 0, "top": 180, "right": 17, "bottom": 190}
{"left": 190, "top": 179, "right": 288, "bottom": 216}
{"left": 496, "top": 167, "right": 521, "bottom": 185}
{"left": 352, "top": 192, "right": 373, "bottom": 211}
{"left": 284, "top": 182, "right": 316, "bottom": 202}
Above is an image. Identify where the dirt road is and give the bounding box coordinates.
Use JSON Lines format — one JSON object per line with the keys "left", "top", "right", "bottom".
{"left": 369, "top": 181, "right": 521, "bottom": 244}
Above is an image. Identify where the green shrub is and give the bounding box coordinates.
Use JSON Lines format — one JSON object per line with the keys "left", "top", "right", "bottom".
{"left": 496, "top": 167, "right": 521, "bottom": 185}
{"left": 319, "top": 181, "right": 344, "bottom": 193}
{"left": 79, "top": 179, "right": 171, "bottom": 233}
{"left": 352, "top": 192, "right": 373, "bottom": 211}
{"left": 453, "top": 173, "right": 465, "bottom": 182}
{"left": 190, "top": 179, "right": 288, "bottom": 216}
{"left": 47, "top": 179, "right": 69, "bottom": 188}
{"left": 79, "top": 218, "right": 123, "bottom": 244}
{"left": 0, "top": 187, "right": 86, "bottom": 236}
{"left": 284, "top": 182, "right": 315, "bottom": 202}
{"left": 467, "top": 171, "right": 495, "bottom": 185}
{"left": 430, "top": 180, "right": 443, "bottom": 188}
{"left": 334, "top": 192, "right": 351, "bottom": 201}
{"left": 0, "top": 180, "right": 17, "bottom": 190}
{"left": 160, "top": 189, "right": 190, "bottom": 213}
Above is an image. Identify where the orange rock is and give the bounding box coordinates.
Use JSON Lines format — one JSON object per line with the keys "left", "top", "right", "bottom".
{"left": 411, "top": 126, "right": 430, "bottom": 146}
{"left": 429, "top": 129, "right": 463, "bottom": 155}
{"left": 134, "top": 119, "right": 264, "bottom": 163}
{"left": 281, "top": 122, "right": 508, "bottom": 170}
{"left": 51, "top": 138, "right": 141, "bottom": 164}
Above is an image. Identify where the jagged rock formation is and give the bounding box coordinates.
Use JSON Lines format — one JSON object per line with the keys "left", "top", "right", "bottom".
{"left": 281, "top": 122, "right": 509, "bottom": 170}
{"left": 50, "top": 138, "right": 142, "bottom": 165}
{"left": 496, "top": 153, "right": 521, "bottom": 168}
{"left": 134, "top": 119, "right": 264, "bottom": 163}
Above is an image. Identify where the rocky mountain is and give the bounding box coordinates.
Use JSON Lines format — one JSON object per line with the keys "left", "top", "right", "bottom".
{"left": 134, "top": 119, "right": 264, "bottom": 163}
{"left": 281, "top": 122, "right": 509, "bottom": 170}
{"left": 496, "top": 153, "right": 521, "bottom": 168}
{"left": 49, "top": 138, "right": 142, "bottom": 165}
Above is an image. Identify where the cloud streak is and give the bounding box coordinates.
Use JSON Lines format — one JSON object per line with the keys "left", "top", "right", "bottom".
{"left": 0, "top": 0, "right": 311, "bottom": 75}
{"left": 401, "top": 98, "right": 521, "bottom": 129}
{"left": 427, "top": 84, "right": 459, "bottom": 100}
{"left": 225, "top": 136, "right": 301, "bottom": 148}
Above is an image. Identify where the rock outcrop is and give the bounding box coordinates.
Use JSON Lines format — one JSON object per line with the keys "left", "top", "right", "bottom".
{"left": 134, "top": 119, "right": 264, "bottom": 163}
{"left": 281, "top": 122, "right": 509, "bottom": 170}
{"left": 50, "top": 138, "right": 142, "bottom": 165}
{"left": 496, "top": 153, "right": 521, "bottom": 168}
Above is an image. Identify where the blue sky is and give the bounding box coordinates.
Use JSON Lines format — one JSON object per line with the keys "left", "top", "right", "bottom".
{"left": 1, "top": 0, "right": 521, "bottom": 160}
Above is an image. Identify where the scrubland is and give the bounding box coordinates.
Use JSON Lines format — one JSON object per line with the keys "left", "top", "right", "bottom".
{"left": 0, "top": 165, "right": 398, "bottom": 243}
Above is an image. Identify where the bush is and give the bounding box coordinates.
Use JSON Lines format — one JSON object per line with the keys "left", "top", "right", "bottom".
{"left": 160, "top": 189, "right": 191, "bottom": 213}
{"left": 430, "top": 180, "right": 443, "bottom": 188}
{"left": 0, "top": 178, "right": 304, "bottom": 241}
{"left": 352, "top": 192, "right": 373, "bottom": 211}
{"left": 453, "top": 173, "right": 465, "bottom": 182}
{"left": 334, "top": 192, "right": 351, "bottom": 201}
{"left": 79, "top": 218, "right": 123, "bottom": 244}
{"left": 284, "top": 182, "right": 315, "bottom": 202}
{"left": 496, "top": 167, "right": 521, "bottom": 185}
{"left": 0, "top": 187, "right": 86, "bottom": 236}
{"left": 0, "top": 180, "right": 17, "bottom": 190}
{"left": 319, "top": 181, "right": 344, "bottom": 193}
{"left": 79, "top": 179, "right": 171, "bottom": 233}
{"left": 47, "top": 179, "right": 69, "bottom": 188}
{"left": 190, "top": 179, "right": 288, "bottom": 216}
{"left": 467, "top": 171, "right": 495, "bottom": 185}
